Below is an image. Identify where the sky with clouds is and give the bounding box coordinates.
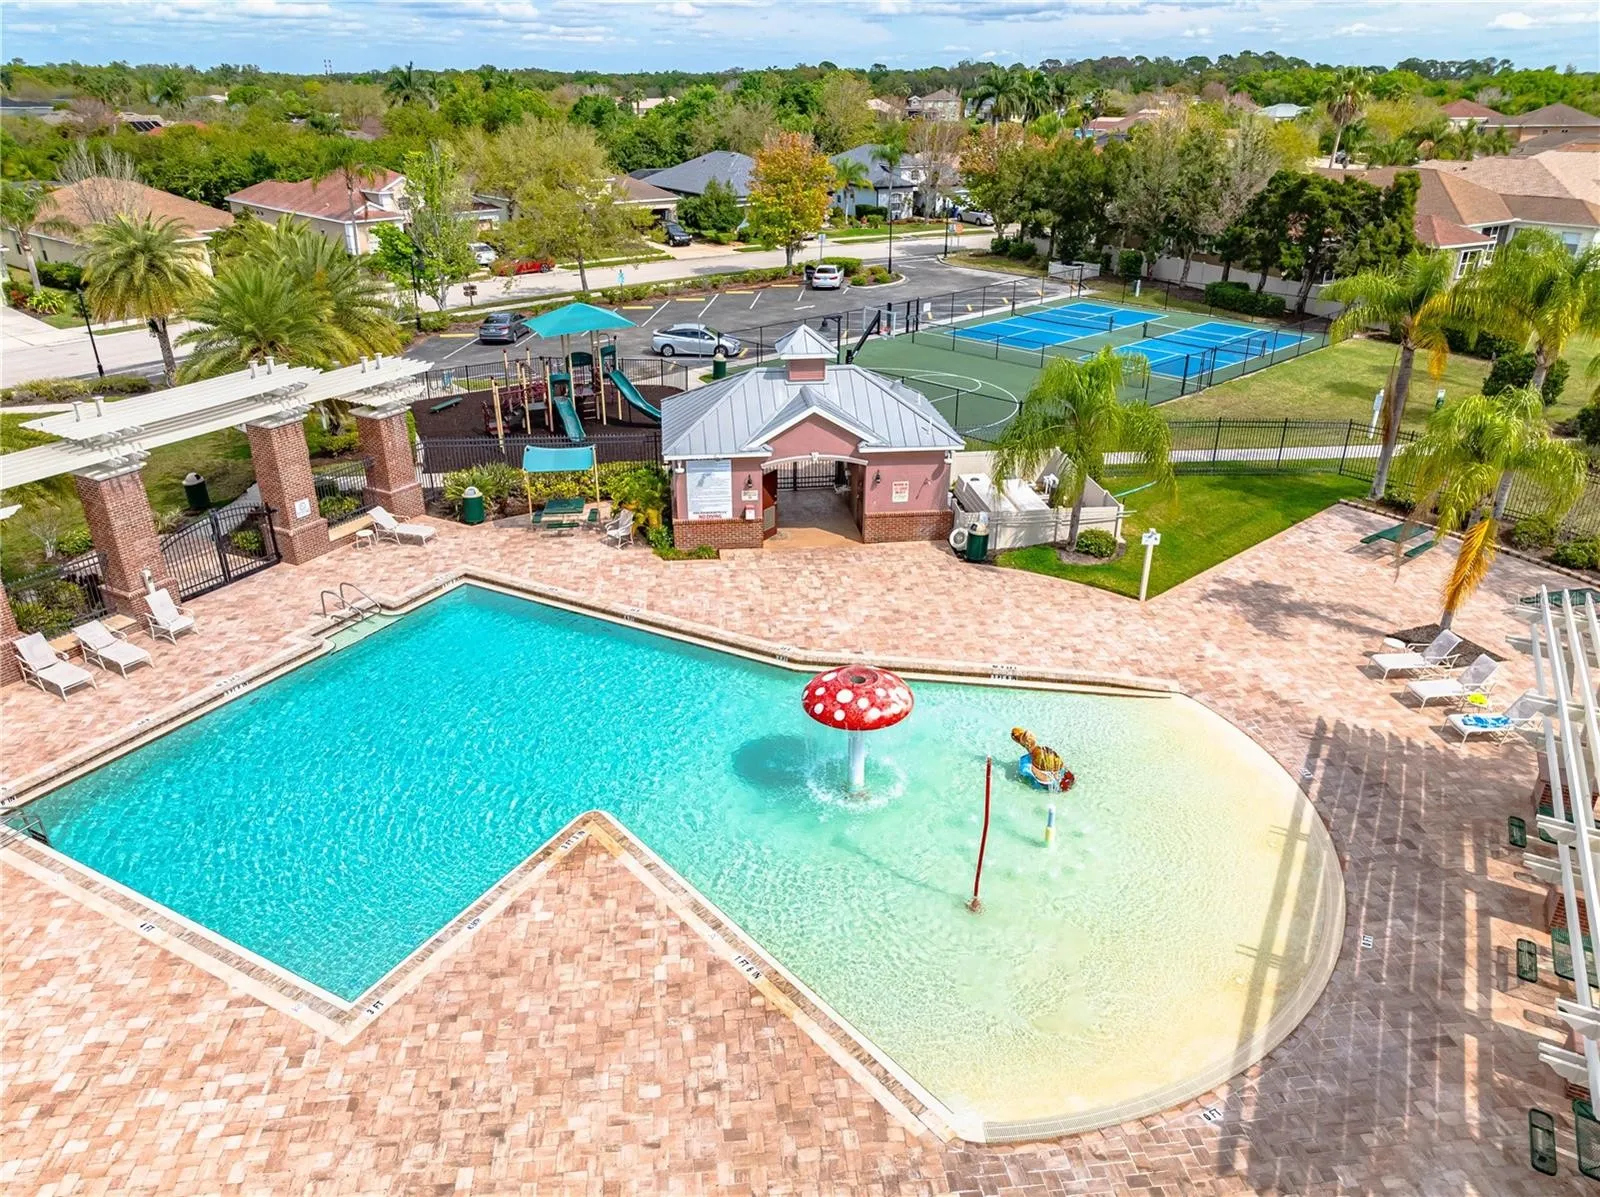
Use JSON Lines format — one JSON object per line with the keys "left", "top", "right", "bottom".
{"left": 3, "top": 1, "right": 1596, "bottom": 75}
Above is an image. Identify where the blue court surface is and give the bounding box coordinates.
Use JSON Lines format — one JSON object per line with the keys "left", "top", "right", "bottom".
{"left": 949, "top": 300, "right": 1311, "bottom": 381}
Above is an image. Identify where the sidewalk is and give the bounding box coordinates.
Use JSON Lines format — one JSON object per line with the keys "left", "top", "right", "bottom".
{"left": 1, "top": 305, "right": 197, "bottom": 387}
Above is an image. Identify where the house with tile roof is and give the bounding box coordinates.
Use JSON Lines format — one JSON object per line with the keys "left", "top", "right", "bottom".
{"left": 225, "top": 169, "right": 408, "bottom": 255}
{"left": 3, "top": 176, "right": 234, "bottom": 275}
{"left": 1479, "top": 103, "right": 1600, "bottom": 143}
{"left": 662, "top": 324, "right": 962, "bottom": 550}
{"left": 1440, "top": 99, "right": 1501, "bottom": 128}
{"left": 829, "top": 145, "right": 930, "bottom": 218}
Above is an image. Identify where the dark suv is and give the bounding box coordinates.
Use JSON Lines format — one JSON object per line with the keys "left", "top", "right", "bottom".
{"left": 662, "top": 221, "right": 692, "bottom": 247}
{"left": 477, "top": 311, "right": 530, "bottom": 344}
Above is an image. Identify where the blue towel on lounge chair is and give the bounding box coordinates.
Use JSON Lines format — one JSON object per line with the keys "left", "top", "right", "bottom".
{"left": 1462, "top": 713, "right": 1510, "bottom": 730}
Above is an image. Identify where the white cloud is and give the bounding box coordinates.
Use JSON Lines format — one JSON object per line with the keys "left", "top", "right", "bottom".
{"left": 1334, "top": 22, "right": 1403, "bottom": 35}
{"left": 1182, "top": 25, "right": 1211, "bottom": 38}
{"left": 1489, "top": 11, "right": 1534, "bottom": 29}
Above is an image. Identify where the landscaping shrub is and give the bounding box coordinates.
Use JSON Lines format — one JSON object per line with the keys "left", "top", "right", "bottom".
{"left": 1443, "top": 326, "right": 1518, "bottom": 360}
{"left": 1118, "top": 249, "right": 1144, "bottom": 279}
{"left": 1074, "top": 529, "right": 1117, "bottom": 558}
{"left": 608, "top": 464, "right": 670, "bottom": 528}
{"left": 1485, "top": 351, "right": 1569, "bottom": 404}
{"left": 1204, "top": 280, "right": 1287, "bottom": 318}
{"left": 55, "top": 526, "right": 94, "bottom": 556}
{"left": 318, "top": 494, "right": 359, "bottom": 521}
{"left": 230, "top": 528, "right": 265, "bottom": 554}
{"left": 820, "top": 255, "right": 863, "bottom": 276}
{"left": 443, "top": 462, "right": 524, "bottom": 514}
{"left": 1508, "top": 514, "right": 1559, "bottom": 551}
{"left": 1007, "top": 241, "right": 1039, "bottom": 262}
{"left": 990, "top": 236, "right": 1011, "bottom": 255}
{"left": 856, "top": 264, "right": 892, "bottom": 285}
{"left": 1576, "top": 401, "right": 1600, "bottom": 447}
{"left": 1, "top": 374, "right": 152, "bottom": 405}
{"left": 854, "top": 204, "right": 886, "bottom": 221}
{"left": 304, "top": 418, "right": 360, "bottom": 458}
{"left": 154, "top": 508, "right": 188, "bottom": 533}
{"left": 23, "top": 287, "right": 72, "bottom": 316}
{"left": 1100, "top": 249, "right": 1115, "bottom": 276}
{"left": 416, "top": 311, "right": 450, "bottom": 333}
{"left": 646, "top": 524, "right": 717, "bottom": 560}
{"left": 1551, "top": 537, "right": 1600, "bottom": 571}
{"left": 36, "top": 261, "right": 84, "bottom": 291}
{"left": 1380, "top": 482, "right": 1415, "bottom": 513}
{"left": 8, "top": 578, "right": 97, "bottom": 637}
{"left": 677, "top": 178, "right": 742, "bottom": 234}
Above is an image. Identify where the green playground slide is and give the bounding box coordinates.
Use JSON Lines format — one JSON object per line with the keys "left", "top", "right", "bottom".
{"left": 608, "top": 370, "right": 661, "bottom": 421}
{"left": 553, "top": 396, "right": 585, "bottom": 443}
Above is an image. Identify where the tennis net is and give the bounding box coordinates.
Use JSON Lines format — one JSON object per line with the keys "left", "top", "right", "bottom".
{"left": 1022, "top": 307, "right": 1119, "bottom": 336}
{"left": 1142, "top": 323, "right": 1271, "bottom": 359}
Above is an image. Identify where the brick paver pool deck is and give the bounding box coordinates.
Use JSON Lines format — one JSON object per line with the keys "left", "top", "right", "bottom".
{"left": 1, "top": 504, "right": 1590, "bottom": 1194}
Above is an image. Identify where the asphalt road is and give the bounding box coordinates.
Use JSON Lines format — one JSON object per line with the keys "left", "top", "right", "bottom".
{"left": 405, "top": 244, "right": 1026, "bottom": 377}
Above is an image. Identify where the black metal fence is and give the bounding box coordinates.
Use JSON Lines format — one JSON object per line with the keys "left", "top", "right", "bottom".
{"left": 422, "top": 355, "right": 692, "bottom": 399}
{"left": 1086, "top": 273, "right": 1333, "bottom": 328}
{"left": 159, "top": 504, "right": 280, "bottom": 600}
{"left": 311, "top": 457, "right": 372, "bottom": 526}
{"left": 418, "top": 432, "right": 662, "bottom": 499}
{"left": 5, "top": 550, "right": 108, "bottom": 637}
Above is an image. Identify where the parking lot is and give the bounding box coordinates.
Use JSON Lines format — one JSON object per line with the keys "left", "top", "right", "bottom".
{"left": 406, "top": 243, "right": 1018, "bottom": 375}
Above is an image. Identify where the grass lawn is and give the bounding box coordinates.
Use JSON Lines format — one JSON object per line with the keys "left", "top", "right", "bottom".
{"left": 0, "top": 413, "right": 255, "bottom": 580}
{"left": 996, "top": 471, "right": 1367, "bottom": 599}
{"left": 947, "top": 250, "right": 1047, "bottom": 278}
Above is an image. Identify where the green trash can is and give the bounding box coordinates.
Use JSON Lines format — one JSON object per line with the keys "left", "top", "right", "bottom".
{"left": 182, "top": 472, "right": 210, "bottom": 511}
{"left": 965, "top": 518, "right": 990, "bottom": 563}
{"left": 711, "top": 356, "right": 728, "bottom": 380}
{"left": 461, "top": 485, "right": 485, "bottom": 526}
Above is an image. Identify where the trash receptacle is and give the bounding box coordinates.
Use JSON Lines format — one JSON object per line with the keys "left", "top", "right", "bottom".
{"left": 461, "top": 485, "right": 485, "bottom": 526}
{"left": 182, "top": 472, "right": 210, "bottom": 512}
{"left": 711, "top": 356, "right": 728, "bottom": 380}
{"left": 965, "top": 516, "right": 989, "bottom": 563}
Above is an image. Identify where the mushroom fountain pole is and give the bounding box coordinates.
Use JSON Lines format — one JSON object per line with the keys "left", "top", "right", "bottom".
{"left": 802, "top": 666, "right": 913, "bottom": 791}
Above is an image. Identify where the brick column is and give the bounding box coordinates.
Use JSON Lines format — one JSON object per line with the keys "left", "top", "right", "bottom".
{"left": 353, "top": 402, "right": 424, "bottom": 519}
{"left": 0, "top": 582, "right": 21, "bottom": 685}
{"left": 246, "top": 412, "right": 330, "bottom": 566}
{"left": 74, "top": 462, "right": 176, "bottom": 615}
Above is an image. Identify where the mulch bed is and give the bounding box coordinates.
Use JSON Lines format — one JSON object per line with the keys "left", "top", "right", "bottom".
{"left": 1053, "top": 542, "right": 1128, "bottom": 567}
{"left": 409, "top": 385, "right": 675, "bottom": 440}
{"left": 1389, "top": 624, "right": 1504, "bottom": 664}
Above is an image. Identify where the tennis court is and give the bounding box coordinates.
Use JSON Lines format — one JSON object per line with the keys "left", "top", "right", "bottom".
{"left": 1130, "top": 320, "right": 1310, "bottom": 380}
{"left": 950, "top": 300, "right": 1150, "bottom": 351}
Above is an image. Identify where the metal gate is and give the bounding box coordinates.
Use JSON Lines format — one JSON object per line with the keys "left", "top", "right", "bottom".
{"left": 159, "top": 505, "right": 281, "bottom": 600}
{"left": 777, "top": 460, "right": 847, "bottom": 491}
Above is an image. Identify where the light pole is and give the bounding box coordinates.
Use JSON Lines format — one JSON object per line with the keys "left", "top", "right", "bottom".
{"left": 76, "top": 287, "right": 105, "bottom": 377}
{"left": 885, "top": 182, "right": 895, "bottom": 276}
{"left": 408, "top": 246, "right": 424, "bottom": 332}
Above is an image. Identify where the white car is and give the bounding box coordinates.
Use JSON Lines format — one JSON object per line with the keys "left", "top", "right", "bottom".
{"left": 470, "top": 242, "right": 497, "bottom": 267}
{"left": 651, "top": 324, "right": 741, "bottom": 358}
{"left": 810, "top": 264, "right": 845, "bottom": 290}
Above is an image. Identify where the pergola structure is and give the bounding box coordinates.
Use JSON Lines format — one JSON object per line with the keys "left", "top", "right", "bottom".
{"left": 1521, "top": 590, "right": 1600, "bottom": 1111}
{"left": 0, "top": 356, "right": 431, "bottom": 685}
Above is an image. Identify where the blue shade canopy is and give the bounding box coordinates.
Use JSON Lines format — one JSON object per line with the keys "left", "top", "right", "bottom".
{"left": 522, "top": 444, "right": 596, "bottom": 473}
{"left": 522, "top": 302, "right": 635, "bottom": 338}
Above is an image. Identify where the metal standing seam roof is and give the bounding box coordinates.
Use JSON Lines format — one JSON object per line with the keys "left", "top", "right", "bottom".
{"left": 660, "top": 364, "right": 963, "bottom": 458}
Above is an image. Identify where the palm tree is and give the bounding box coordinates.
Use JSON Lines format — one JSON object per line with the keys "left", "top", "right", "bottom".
{"left": 82, "top": 214, "right": 205, "bottom": 384}
{"left": 992, "top": 348, "right": 1173, "bottom": 547}
{"left": 312, "top": 137, "right": 386, "bottom": 256}
{"left": 1398, "top": 386, "right": 1585, "bottom": 629}
{"left": 0, "top": 182, "right": 73, "bottom": 290}
{"left": 150, "top": 69, "right": 187, "bottom": 108}
{"left": 384, "top": 61, "right": 433, "bottom": 108}
{"left": 1474, "top": 228, "right": 1600, "bottom": 392}
{"left": 833, "top": 157, "right": 870, "bottom": 220}
{"left": 967, "top": 66, "right": 1022, "bottom": 127}
{"left": 871, "top": 124, "right": 909, "bottom": 273}
{"left": 179, "top": 262, "right": 335, "bottom": 380}
{"left": 1017, "top": 69, "right": 1054, "bottom": 122}
{"left": 1322, "top": 250, "right": 1471, "bottom": 501}
{"left": 1320, "top": 67, "right": 1372, "bottom": 167}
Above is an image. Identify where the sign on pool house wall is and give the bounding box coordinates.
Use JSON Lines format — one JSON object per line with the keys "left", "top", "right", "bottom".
{"left": 686, "top": 459, "right": 733, "bottom": 520}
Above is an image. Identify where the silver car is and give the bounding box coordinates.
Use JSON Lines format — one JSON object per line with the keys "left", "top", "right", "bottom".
{"left": 651, "top": 324, "right": 741, "bottom": 358}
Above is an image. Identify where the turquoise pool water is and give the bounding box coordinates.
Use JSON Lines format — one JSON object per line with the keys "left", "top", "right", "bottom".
{"left": 26, "top": 585, "right": 1336, "bottom": 1128}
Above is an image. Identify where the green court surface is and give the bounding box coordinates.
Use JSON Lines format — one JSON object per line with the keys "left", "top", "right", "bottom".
{"left": 850, "top": 337, "right": 1036, "bottom": 443}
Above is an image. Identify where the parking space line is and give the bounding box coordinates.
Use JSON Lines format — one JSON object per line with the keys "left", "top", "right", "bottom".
{"left": 442, "top": 338, "right": 482, "bottom": 361}
{"left": 699, "top": 294, "right": 718, "bottom": 318}
{"left": 749, "top": 292, "right": 762, "bottom": 309}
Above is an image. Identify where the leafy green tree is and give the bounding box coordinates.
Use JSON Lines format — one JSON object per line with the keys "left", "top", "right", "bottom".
{"left": 992, "top": 348, "right": 1173, "bottom": 547}
{"left": 958, "top": 123, "right": 1035, "bottom": 233}
{"left": 1025, "top": 135, "right": 1121, "bottom": 263}
{"left": 82, "top": 215, "right": 206, "bottom": 384}
{"left": 1397, "top": 387, "right": 1584, "bottom": 628}
{"left": 1323, "top": 250, "right": 1473, "bottom": 499}
{"left": 1107, "top": 115, "right": 1186, "bottom": 276}
{"left": 745, "top": 131, "right": 835, "bottom": 267}
{"left": 402, "top": 141, "right": 476, "bottom": 309}
{"left": 676, "top": 177, "right": 742, "bottom": 234}
{"left": 814, "top": 71, "right": 876, "bottom": 154}
{"left": 0, "top": 182, "right": 72, "bottom": 290}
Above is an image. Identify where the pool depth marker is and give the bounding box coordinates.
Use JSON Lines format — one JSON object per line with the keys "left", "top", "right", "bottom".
{"left": 967, "top": 756, "right": 992, "bottom": 914}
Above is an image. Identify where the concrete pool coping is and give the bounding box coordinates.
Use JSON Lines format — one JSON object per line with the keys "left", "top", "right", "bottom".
{"left": 0, "top": 570, "right": 1346, "bottom": 1145}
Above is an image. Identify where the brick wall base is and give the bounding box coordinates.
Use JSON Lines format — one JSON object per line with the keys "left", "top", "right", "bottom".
{"left": 362, "top": 481, "right": 425, "bottom": 520}
{"left": 73, "top": 467, "right": 176, "bottom": 616}
{"left": 247, "top": 416, "right": 332, "bottom": 566}
{"left": 861, "top": 509, "right": 954, "bottom": 545}
{"left": 270, "top": 518, "right": 333, "bottom": 566}
{"left": 673, "top": 519, "right": 763, "bottom": 552}
{"left": 0, "top": 582, "right": 20, "bottom": 685}
{"left": 355, "top": 410, "right": 425, "bottom": 519}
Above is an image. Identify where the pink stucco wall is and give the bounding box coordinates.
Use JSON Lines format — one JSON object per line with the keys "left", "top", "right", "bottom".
{"left": 860, "top": 452, "right": 950, "bottom": 514}
{"left": 671, "top": 455, "right": 765, "bottom": 523}
{"left": 764, "top": 415, "right": 861, "bottom": 463}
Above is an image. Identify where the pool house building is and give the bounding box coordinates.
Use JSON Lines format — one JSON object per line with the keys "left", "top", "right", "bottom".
{"left": 661, "top": 325, "right": 963, "bottom": 550}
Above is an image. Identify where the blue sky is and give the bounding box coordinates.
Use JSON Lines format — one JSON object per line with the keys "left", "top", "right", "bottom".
{"left": 3, "top": 1, "right": 1597, "bottom": 75}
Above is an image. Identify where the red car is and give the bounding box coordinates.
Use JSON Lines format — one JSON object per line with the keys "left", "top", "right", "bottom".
{"left": 513, "top": 258, "right": 555, "bottom": 274}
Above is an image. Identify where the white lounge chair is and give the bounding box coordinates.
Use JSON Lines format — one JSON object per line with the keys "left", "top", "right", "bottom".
{"left": 1371, "top": 630, "right": 1461, "bottom": 680}
{"left": 370, "top": 505, "right": 436, "bottom": 547}
{"left": 1406, "top": 654, "right": 1500, "bottom": 708}
{"left": 143, "top": 588, "right": 196, "bottom": 644}
{"left": 605, "top": 508, "right": 635, "bottom": 550}
{"left": 13, "top": 632, "right": 97, "bottom": 700}
{"left": 1447, "top": 690, "right": 1548, "bottom": 743}
{"left": 74, "top": 619, "right": 153, "bottom": 677}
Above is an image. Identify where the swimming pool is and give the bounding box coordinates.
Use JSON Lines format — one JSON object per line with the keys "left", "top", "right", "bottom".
{"left": 20, "top": 584, "right": 1341, "bottom": 1134}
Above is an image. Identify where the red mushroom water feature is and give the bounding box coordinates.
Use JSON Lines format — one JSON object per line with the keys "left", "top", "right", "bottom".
{"left": 802, "top": 665, "right": 914, "bottom": 791}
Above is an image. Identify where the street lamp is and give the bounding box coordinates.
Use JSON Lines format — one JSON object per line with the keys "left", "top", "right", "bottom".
{"left": 75, "top": 286, "right": 105, "bottom": 377}
{"left": 408, "top": 246, "right": 424, "bottom": 332}
{"left": 885, "top": 181, "right": 895, "bottom": 276}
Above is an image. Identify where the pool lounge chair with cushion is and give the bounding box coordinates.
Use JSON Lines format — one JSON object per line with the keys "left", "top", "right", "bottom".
{"left": 1371, "top": 630, "right": 1462, "bottom": 680}
{"left": 1447, "top": 690, "right": 1549, "bottom": 743}
{"left": 74, "top": 619, "right": 153, "bottom": 677}
{"left": 144, "top": 588, "right": 196, "bottom": 644}
{"left": 370, "top": 505, "right": 436, "bottom": 547}
{"left": 13, "top": 633, "right": 98, "bottom": 700}
{"left": 1406, "top": 653, "right": 1500, "bottom": 707}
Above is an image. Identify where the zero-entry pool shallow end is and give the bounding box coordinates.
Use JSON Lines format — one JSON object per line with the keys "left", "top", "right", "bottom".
{"left": 15, "top": 583, "right": 1344, "bottom": 1142}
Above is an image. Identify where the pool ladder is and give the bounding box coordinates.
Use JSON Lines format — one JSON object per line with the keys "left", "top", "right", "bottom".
{"left": 320, "top": 581, "right": 381, "bottom": 627}
{"left": 1, "top": 810, "right": 49, "bottom": 847}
